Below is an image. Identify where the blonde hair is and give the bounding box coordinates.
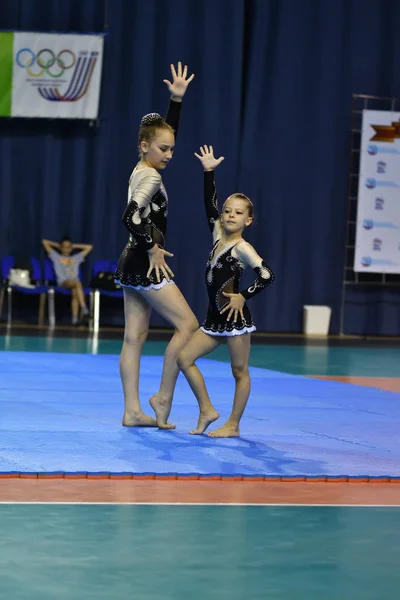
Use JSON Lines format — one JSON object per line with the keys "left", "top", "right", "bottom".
{"left": 138, "top": 113, "right": 174, "bottom": 155}
{"left": 223, "top": 193, "right": 254, "bottom": 220}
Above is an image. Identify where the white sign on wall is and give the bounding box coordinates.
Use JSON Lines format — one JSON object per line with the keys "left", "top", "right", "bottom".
{"left": 0, "top": 31, "right": 103, "bottom": 119}
{"left": 354, "top": 110, "right": 400, "bottom": 273}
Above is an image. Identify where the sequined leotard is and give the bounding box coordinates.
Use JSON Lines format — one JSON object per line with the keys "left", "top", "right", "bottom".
{"left": 201, "top": 171, "right": 275, "bottom": 336}
{"left": 114, "top": 100, "right": 181, "bottom": 290}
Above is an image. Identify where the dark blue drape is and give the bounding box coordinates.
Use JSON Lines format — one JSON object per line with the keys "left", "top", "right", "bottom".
{"left": 1, "top": 0, "right": 400, "bottom": 334}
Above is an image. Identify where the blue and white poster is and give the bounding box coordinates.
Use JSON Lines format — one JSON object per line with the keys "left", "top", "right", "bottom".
{"left": 354, "top": 110, "right": 400, "bottom": 273}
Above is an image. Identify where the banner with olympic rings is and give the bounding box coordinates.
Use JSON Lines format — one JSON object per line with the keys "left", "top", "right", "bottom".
{"left": 354, "top": 110, "right": 400, "bottom": 274}
{"left": 0, "top": 31, "right": 104, "bottom": 119}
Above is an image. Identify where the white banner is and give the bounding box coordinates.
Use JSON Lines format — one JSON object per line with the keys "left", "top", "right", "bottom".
{"left": 354, "top": 110, "right": 400, "bottom": 273}
{"left": 10, "top": 32, "right": 104, "bottom": 119}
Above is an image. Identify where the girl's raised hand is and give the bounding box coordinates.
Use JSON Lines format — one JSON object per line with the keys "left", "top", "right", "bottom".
{"left": 163, "top": 62, "right": 195, "bottom": 100}
{"left": 194, "top": 145, "right": 225, "bottom": 171}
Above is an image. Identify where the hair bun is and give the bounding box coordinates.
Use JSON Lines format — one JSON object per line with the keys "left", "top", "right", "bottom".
{"left": 140, "top": 112, "right": 164, "bottom": 126}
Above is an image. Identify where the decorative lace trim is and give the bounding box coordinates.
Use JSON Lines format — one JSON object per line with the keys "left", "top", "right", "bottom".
{"left": 115, "top": 279, "right": 175, "bottom": 291}
{"left": 200, "top": 325, "right": 256, "bottom": 337}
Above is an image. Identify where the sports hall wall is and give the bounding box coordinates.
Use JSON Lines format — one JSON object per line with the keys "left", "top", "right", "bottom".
{"left": 1, "top": 0, "right": 400, "bottom": 335}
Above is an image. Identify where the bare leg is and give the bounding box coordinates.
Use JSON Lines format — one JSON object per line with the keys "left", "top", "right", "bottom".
{"left": 120, "top": 287, "right": 157, "bottom": 427}
{"left": 74, "top": 280, "right": 88, "bottom": 312}
{"left": 138, "top": 284, "right": 198, "bottom": 428}
{"left": 62, "top": 280, "right": 88, "bottom": 318}
{"left": 71, "top": 288, "right": 79, "bottom": 322}
{"left": 178, "top": 329, "right": 220, "bottom": 434}
{"left": 208, "top": 333, "right": 251, "bottom": 438}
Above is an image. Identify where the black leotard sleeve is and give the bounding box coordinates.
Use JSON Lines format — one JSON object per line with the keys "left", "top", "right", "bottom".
{"left": 235, "top": 242, "right": 275, "bottom": 300}
{"left": 240, "top": 261, "right": 275, "bottom": 300}
{"left": 122, "top": 168, "right": 162, "bottom": 251}
{"left": 165, "top": 100, "right": 182, "bottom": 140}
{"left": 204, "top": 171, "right": 220, "bottom": 234}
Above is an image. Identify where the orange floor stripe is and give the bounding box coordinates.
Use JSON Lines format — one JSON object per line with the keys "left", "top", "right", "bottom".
{"left": 1, "top": 480, "right": 400, "bottom": 505}
{"left": 311, "top": 375, "right": 400, "bottom": 393}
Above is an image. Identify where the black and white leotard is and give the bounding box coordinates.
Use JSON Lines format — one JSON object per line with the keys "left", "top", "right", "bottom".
{"left": 114, "top": 101, "right": 181, "bottom": 290}
{"left": 201, "top": 171, "right": 275, "bottom": 336}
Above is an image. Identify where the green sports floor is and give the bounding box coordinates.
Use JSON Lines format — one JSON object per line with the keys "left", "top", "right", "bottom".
{"left": 1, "top": 504, "right": 399, "bottom": 600}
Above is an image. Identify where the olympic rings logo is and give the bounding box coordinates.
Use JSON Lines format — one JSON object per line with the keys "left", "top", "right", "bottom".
{"left": 16, "top": 48, "right": 76, "bottom": 78}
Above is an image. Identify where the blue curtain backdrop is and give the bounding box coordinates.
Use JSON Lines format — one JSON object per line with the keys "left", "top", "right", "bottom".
{"left": 1, "top": 0, "right": 400, "bottom": 334}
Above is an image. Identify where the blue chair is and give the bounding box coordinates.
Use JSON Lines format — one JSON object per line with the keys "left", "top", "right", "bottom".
{"left": 44, "top": 258, "right": 91, "bottom": 328}
{"left": 90, "top": 260, "right": 123, "bottom": 332}
{"left": 0, "top": 256, "right": 48, "bottom": 326}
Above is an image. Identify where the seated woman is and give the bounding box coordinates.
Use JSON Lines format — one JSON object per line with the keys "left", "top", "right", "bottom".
{"left": 42, "top": 236, "right": 93, "bottom": 325}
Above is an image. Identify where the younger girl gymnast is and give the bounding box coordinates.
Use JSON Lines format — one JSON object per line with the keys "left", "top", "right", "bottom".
{"left": 178, "top": 145, "right": 275, "bottom": 437}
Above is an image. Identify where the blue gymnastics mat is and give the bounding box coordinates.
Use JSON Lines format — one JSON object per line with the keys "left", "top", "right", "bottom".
{"left": 0, "top": 352, "right": 399, "bottom": 478}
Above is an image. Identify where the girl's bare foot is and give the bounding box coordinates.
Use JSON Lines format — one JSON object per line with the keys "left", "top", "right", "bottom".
{"left": 122, "top": 412, "right": 158, "bottom": 427}
{"left": 190, "top": 408, "right": 219, "bottom": 435}
{"left": 207, "top": 422, "right": 240, "bottom": 438}
{"left": 149, "top": 394, "right": 176, "bottom": 430}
